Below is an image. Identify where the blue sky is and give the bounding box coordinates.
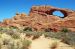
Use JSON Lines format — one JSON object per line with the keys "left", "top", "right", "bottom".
{"left": 0, "top": 0, "right": 75, "bottom": 21}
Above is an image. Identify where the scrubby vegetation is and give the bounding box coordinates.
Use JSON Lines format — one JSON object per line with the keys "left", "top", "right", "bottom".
{"left": 0, "top": 33, "right": 32, "bottom": 49}
{"left": 23, "top": 27, "right": 32, "bottom": 31}
{"left": 50, "top": 42, "right": 58, "bottom": 49}
{"left": 61, "top": 27, "right": 69, "bottom": 33}
{"left": 0, "top": 26, "right": 75, "bottom": 48}
{"left": 0, "top": 27, "right": 32, "bottom": 49}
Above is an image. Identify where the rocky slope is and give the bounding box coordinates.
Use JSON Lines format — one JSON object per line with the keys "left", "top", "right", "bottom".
{"left": 1, "top": 5, "right": 75, "bottom": 32}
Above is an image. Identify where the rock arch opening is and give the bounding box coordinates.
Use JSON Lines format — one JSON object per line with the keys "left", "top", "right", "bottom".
{"left": 46, "top": 9, "right": 68, "bottom": 18}
{"left": 52, "top": 11, "right": 64, "bottom": 18}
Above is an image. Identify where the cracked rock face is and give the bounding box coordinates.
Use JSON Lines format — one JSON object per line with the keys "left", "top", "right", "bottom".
{"left": 1, "top": 5, "right": 75, "bottom": 32}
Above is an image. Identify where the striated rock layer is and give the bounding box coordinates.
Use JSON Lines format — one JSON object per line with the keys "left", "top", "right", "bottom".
{"left": 1, "top": 5, "right": 75, "bottom": 32}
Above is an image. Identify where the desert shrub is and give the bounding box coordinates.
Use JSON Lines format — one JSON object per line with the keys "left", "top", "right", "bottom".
{"left": 61, "top": 32, "right": 75, "bottom": 46}
{"left": 21, "top": 40, "right": 32, "bottom": 49}
{"left": 9, "top": 31, "right": 75, "bottom": 47}
{"left": 44, "top": 32, "right": 50, "bottom": 37}
{"left": 5, "top": 39, "right": 31, "bottom": 49}
{"left": 0, "top": 43, "right": 1, "bottom": 49}
{"left": 0, "top": 34, "right": 1, "bottom": 38}
{"left": 24, "top": 31, "right": 42, "bottom": 39}
{"left": 25, "top": 31, "right": 33, "bottom": 37}
{"left": 23, "top": 27, "right": 32, "bottom": 31}
{"left": 43, "top": 32, "right": 67, "bottom": 39}
{"left": 0, "top": 27, "right": 3, "bottom": 31}
{"left": 50, "top": 42, "right": 58, "bottom": 49}
{"left": 44, "top": 28, "right": 51, "bottom": 32}
{"left": 43, "top": 31, "right": 75, "bottom": 46}
{"left": 0, "top": 32, "right": 32, "bottom": 49}
{"left": 50, "top": 32, "right": 65, "bottom": 39}
{"left": 59, "top": 32, "right": 75, "bottom": 46}
{"left": 4, "top": 29, "right": 15, "bottom": 35}
{"left": 11, "top": 33, "right": 20, "bottom": 39}
{"left": 0, "top": 27, "right": 9, "bottom": 33}
{"left": 61, "top": 28, "right": 69, "bottom": 33}
{"left": 43, "top": 32, "right": 59, "bottom": 38}
{"left": 7, "top": 42, "right": 15, "bottom": 49}
{"left": 0, "top": 26, "right": 75, "bottom": 47}
{"left": 0, "top": 27, "right": 21, "bottom": 36}
{"left": 3, "top": 39, "right": 10, "bottom": 45}
{"left": 10, "top": 26, "right": 18, "bottom": 29}
{"left": 0, "top": 27, "right": 13, "bottom": 35}
{"left": 44, "top": 32, "right": 58, "bottom": 38}
{"left": 32, "top": 32, "right": 42, "bottom": 40}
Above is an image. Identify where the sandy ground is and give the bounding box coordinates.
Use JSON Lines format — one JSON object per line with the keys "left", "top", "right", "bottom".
{"left": 29, "top": 35, "right": 74, "bottom": 49}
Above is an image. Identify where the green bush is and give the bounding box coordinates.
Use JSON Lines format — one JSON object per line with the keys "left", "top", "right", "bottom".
{"left": 32, "top": 32, "right": 42, "bottom": 40}
{"left": 25, "top": 31, "right": 33, "bottom": 37}
{"left": 44, "top": 28, "right": 51, "bottom": 32}
{"left": 60, "top": 32, "right": 75, "bottom": 46}
{"left": 23, "top": 27, "right": 32, "bottom": 31}
{"left": 11, "top": 33, "right": 20, "bottom": 39}
{"left": 0, "top": 27, "right": 3, "bottom": 31}
{"left": 10, "top": 26, "right": 18, "bottom": 29}
{"left": 42, "top": 31, "right": 75, "bottom": 46}
{"left": 5, "top": 29, "right": 15, "bottom": 35}
{"left": 24, "top": 31, "right": 42, "bottom": 39}
{"left": 61, "top": 28, "right": 69, "bottom": 33}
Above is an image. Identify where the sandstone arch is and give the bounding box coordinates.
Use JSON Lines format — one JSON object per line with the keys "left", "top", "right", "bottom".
{"left": 46, "top": 9, "right": 68, "bottom": 18}
{"left": 29, "top": 6, "right": 74, "bottom": 18}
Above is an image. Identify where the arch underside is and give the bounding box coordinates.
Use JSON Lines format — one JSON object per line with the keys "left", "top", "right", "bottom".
{"left": 45, "top": 9, "right": 68, "bottom": 18}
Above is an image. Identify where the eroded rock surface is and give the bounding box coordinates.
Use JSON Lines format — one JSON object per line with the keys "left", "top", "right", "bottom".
{"left": 1, "top": 5, "right": 75, "bottom": 32}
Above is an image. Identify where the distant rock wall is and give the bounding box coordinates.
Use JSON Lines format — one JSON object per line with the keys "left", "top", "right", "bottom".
{"left": 1, "top": 5, "right": 75, "bottom": 32}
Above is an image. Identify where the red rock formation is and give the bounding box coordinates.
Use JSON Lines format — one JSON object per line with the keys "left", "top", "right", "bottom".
{"left": 29, "top": 6, "right": 74, "bottom": 17}
{"left": 1, "top": 5, "right": 75, "bottom": 32}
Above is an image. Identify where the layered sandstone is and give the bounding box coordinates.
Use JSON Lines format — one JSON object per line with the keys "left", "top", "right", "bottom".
{"left": 1, "top": 5, "right": 75, "bottom": 32}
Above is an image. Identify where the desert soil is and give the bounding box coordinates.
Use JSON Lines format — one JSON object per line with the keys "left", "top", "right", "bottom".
{"left": 29, "top": 35, "right": 74, "bottom": 49}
